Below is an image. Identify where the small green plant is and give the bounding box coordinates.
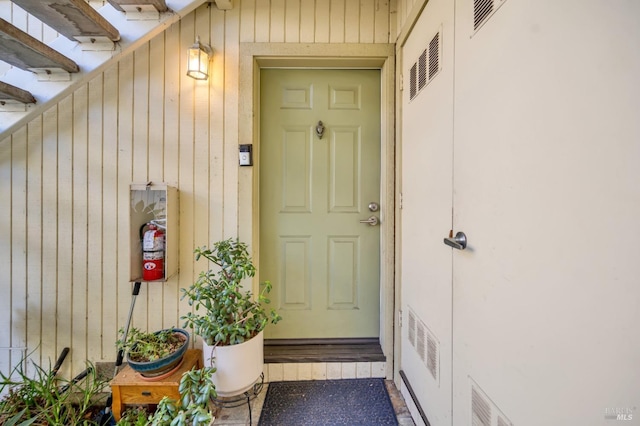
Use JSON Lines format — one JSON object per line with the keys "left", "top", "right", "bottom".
{"left": 0, "top": 357, "right": 109, "bottom": 426}
{"left": 181, "top": 239, "right": 282, "bottom": 346}
{"left": 3, "top": 409, "right": 39, "bottom": 426}
{"left": 147, "top": 367, "right": 217, "bottom": 426}
{"left": 116, "top": 406, "right": 149, "bottom": 426}
{"left": 116, "top": 327, "right": 186, "bottom": 362}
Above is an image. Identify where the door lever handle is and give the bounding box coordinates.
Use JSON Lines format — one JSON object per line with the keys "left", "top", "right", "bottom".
{"left": 359, "top": 216, "right": 379, "bottom": 226}
{"left": 444, "top": 231, "right": 467, "bottom": 250}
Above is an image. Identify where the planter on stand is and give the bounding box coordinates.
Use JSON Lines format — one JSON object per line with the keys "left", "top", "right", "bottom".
{"left": 202, "top": 331, "right": 264, "bottom": 397}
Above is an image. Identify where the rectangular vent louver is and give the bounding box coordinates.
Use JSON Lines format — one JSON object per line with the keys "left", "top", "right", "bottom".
{"left": 407, "top": 307, "right": 441, "bottom": 385}
{"left": 408, "top": 29, "right": 441, "bottom": 101}
{"left": 470, "top": 378, "right": 514, "bottom": 426}
{"left": 471, "top": 387, "right": 492, "bottom": 426}
{"left": 497, "top": 417, "right": 512, "bottom": 426}
{"left": 426, "top": 331, "right": 439, "bottom": 382}
{"left": 416, "top": 321, "right": 426, "bottom": 362}
{"left": 474, "top": 0, "right": 494, "bottom": 30}
{"left": 418, "top": 49, "right": 427, "bottom": 90}
{"left": 409, "top": 63, "right": 417, "bottom": 100}
{"left": 408, "top": 309, "right": 416, "bottom": 347}
{"left": 428, "top": 32, "right": 440, "bottom": 80}
{"left": 472, "top": 0, "right": 508, "bottom": 34}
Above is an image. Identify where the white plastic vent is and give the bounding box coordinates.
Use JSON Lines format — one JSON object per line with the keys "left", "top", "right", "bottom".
{"left": 408, "top": 29, "right": 442, "bottom": 101}
{"left": 470, "top": 378, "right": 514, "bottom": 426}
{"left": 472, "top": 0, "right": 509, "bottom": 34}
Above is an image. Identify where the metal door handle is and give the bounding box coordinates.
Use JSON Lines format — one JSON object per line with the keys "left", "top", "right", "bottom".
{"left": 359, "top": 216, "right": 379, "bottom": 226}
{"left": 444, "top": 231, "right": 467, "bottom": 250}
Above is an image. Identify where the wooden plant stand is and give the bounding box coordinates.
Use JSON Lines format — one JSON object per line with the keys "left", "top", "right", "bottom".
{"left": 110, "top": 349, "right": 203, "bottom": 420}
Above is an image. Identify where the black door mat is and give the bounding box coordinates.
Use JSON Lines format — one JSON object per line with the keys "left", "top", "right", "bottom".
{"left": 258, "top": 378, "right": 399, "bottom": 426}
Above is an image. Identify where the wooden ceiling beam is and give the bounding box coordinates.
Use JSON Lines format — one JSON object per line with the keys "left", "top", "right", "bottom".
{"left": 0, "top": 81, "right": 36, "bottom": 105}
{"left": 10, "top": 0, "right": 120, "bottom": 43}
{"left": 106, "top": 0, "right": 168, "bottom": 13}
{"left": 0, "top": 18, "right": 79, "bottom": 74}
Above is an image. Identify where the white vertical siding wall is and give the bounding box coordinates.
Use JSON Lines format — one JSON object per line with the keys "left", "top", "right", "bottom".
{"left": 0, "top": 0, "right": 397, "bottom": 378}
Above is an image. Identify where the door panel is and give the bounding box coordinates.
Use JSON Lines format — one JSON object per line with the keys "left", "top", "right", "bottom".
{"left": 400, "top": 0, "right": 454, "bottom": 423}
{"left": 260, "top": 69, "right": 381, "bottom": 339}
{"left": 452, "top": 1, "right": 640, "bottom": 425}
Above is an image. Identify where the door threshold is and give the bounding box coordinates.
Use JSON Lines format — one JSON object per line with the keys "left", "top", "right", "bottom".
{"left": 264, "top": 338, "right": 385, "bottom": 363}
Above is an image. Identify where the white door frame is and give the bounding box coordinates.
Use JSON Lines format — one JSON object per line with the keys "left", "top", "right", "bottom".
{"left": 238, "top": 43, "right": 396, "bottom": 379}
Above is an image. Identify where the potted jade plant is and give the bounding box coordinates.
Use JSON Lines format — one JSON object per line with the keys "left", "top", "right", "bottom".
{"left": 180, "top": 239, "right": 281, "bottom": 397}
{"left": 116, "top": 327, "right": 190, "bottom": 379}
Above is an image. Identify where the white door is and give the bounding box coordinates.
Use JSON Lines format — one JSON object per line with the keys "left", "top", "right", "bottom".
{"left": 451, "top": 1, "right": 640, "bottom": 425}
{"left": 399, "top": 0, "right": 454, "bottom": 424}
{"left": 260, "top": 69, "right": 382, "bottom": 339}
{"left": 401, "top": 1, "right": 640, "bottom": 425}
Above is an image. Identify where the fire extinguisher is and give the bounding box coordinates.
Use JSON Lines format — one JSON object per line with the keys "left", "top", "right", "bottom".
{"left": 140, "top": 222, "right": 164, "bottom": 281}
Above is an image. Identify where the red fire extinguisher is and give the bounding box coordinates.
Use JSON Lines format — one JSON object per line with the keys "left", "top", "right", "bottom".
{"left": 141, "top": 223, "right": 164, "bottom": 281}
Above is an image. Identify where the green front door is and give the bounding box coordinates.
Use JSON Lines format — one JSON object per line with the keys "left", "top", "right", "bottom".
{"left": 260, "top": 69, "right": 381, "bottom": 339}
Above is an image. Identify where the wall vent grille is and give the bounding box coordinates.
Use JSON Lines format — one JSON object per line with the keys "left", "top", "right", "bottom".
{"left": 471, "top": 387, "right": 492, "bottom": 426}
{"left": 406, "top": 307, "right": 440, "bottom": 385}
{"left": 428, "top": 32, "right": 440, "bottom": 80}
{"left": 416, "top": 321, "right": 426, "bottom": 362}
{"left": 470, "top": 378, "right": 514, "bottom": 426}
{"left": 474, "top": 0, "right": 494, "bottom": 30}
{"left": 497, "top": 417, "right": 512, "bottom": 426}
{"left": 408, "top": 309, "right": 416, "bottom": 347}
{"left": 418, "top": 49, "right": 427, "bottom": 90}
{"left": 408, "top": 29, "right": 441, "bottom": 101}
{"left": 426, "top": 330, "right": 439, "bottom": 382}
{"left": 409, "top": 63, "right": 417, "bottom": 100}
{"left": 472, "top": 0, "right": 509, "bottom": 34}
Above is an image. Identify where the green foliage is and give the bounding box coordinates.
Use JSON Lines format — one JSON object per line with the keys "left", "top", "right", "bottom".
{"left": 115, "top": 328, "right": 186, "bottom": 363}
{"left": 116, "top": 406, "right": 150, "bottom": 426}
{"left": 146, "top": 367, "right": 217, "bottom": 426}
{"left": 0, "top": 357, "right": 109, "bottom": 426}
{"left": 180, "top": 239, "right": 282, "bottom": 346}
{"left": 4, "top": 409, "right": 39, "bottom": 426}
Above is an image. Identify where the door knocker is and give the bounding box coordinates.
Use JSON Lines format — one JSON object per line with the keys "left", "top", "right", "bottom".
{"left": 315, "top": 121, "right": 325, "bottom": 139}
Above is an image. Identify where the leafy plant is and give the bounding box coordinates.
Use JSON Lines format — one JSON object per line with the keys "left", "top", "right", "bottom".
{"left": 116, "top": 327, "right": 186, "bottom": 362}
{"left": 180, "top": 239, "right": 282, "bottom": 346}
{"left": 147, "top": 367, "right": 217, "bottom": 426}
{"left": 0, "top": 357, "right": 109, "bottom": 426}
{"left": 115, "top": 367, "right": 216, "bottom": 426}
{"left": 116, "top": 406, "right": 149, "bottom": 426}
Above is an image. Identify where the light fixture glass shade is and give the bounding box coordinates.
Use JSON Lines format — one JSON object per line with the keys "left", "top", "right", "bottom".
{"left": 186, "top": 37, "right": 211, "bottom": 80}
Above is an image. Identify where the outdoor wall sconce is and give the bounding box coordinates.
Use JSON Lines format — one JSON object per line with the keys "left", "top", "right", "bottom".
{"left": 186, "top": 36, "right": 212, "bottom": 80}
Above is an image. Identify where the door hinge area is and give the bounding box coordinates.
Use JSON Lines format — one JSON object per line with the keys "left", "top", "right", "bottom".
{"left": 398, "top": 309, "right": 403, "bottom": 328}
{"left": 400, "top": 74, "right": 404, "bottom": 91}
{"left": 399, "top": 192, "right": 403, "bottom": 209}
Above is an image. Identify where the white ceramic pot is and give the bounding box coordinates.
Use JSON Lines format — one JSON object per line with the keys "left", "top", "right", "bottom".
{"left": 202, "top": 331, "right": 264, "bottom": 397}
